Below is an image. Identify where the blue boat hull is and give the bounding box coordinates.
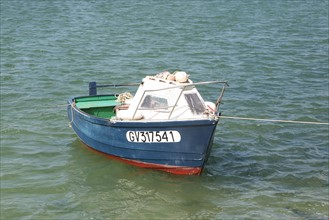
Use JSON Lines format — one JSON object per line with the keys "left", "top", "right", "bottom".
{"left": 67, "top": 98, "right": 219, "bottom": 175}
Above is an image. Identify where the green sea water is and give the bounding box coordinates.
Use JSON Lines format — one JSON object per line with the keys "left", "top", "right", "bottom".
{"left": 1, "top": 0, "right": 328, "bottom": 219}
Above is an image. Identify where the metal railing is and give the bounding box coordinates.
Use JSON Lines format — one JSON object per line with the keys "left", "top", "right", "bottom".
{"left": 88, "top": 80, "right": 228, "bottom": 120}
{"left": 88, "top": 82, "right": 141, "bottom": 95}
{"left": 131, "top": 81, "right": 228, "bottom": 120}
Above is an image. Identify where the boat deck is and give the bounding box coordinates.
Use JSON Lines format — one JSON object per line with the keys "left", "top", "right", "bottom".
{"left": 74, "top": 95, "right": 118, "bottom": 118}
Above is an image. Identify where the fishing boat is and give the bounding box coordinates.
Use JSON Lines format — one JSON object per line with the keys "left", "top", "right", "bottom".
{"left": 67, "top": 71, "right": 228, "bottom": 175}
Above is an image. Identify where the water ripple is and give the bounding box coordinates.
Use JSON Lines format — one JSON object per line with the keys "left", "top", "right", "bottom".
{"left": 1, "top": 0, "right": 328, "bottom": 219}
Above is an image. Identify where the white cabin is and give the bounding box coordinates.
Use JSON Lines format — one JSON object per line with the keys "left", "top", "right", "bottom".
{"left": 116, "top": 76, "right": 211, "bottom": 121}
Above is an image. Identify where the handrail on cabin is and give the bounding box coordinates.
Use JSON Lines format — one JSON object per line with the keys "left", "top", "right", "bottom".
{"left": 131, "top": 81, "right": 228, "bottom": 120}
{"left": 88, "top": 80, "right": 229, "bottom": 120}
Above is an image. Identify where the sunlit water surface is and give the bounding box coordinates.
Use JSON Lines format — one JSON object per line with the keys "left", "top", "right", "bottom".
{"left": 1, "top": 1, "right": 328, "bottom": 219}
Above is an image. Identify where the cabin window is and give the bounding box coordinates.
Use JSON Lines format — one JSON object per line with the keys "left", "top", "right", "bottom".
{"left": 141, "top": 95, "right": 168, "bottom": 109}
{"left": 184, "top": 93, "right": 206, "bottom": 114}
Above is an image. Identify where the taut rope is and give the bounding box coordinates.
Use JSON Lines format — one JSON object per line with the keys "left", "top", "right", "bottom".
{"left": 220, "top": 116, "right": 329, "bottom": 125}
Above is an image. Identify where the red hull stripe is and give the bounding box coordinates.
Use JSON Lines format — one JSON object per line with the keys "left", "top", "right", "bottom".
{"left": 83, "top": 144, "right": 202, "bottom": 175}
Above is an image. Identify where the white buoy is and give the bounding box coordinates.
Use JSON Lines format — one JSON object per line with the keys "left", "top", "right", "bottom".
{"left": 174, "top": 71, "right": 188, "bottom": 83}
{"left": 167, "top": 74, "right": 175, "bottom": 81}
{"left": 162, "top": 71, "right": 170, "bottom": 79}
{"left": 205, "top": 101, "right": 216, "bottom": 113}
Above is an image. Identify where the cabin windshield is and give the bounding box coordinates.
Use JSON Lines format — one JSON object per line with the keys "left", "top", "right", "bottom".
{"left": 133, "top": 86, "right": 207, "bottom": 119}
{"left": 141, "top": 95, "right": 168, "bottom": 109}
{"left": 184, "top": 93, "right": 206, "bottom": 114}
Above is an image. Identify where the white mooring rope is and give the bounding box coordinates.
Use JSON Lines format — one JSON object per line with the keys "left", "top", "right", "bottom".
{"left": 220, "top": 116, "right": 329, "bottom": 125}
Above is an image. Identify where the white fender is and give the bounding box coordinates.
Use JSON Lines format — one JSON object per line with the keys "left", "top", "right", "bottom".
{"left": 116, "top": 110, "right": 143, "bottom": 120}
{"left": 205, "top": 101, "right": 216, "bottom": 113}
{"left": 174, "top": 71, "right": 188, "bottom": 83}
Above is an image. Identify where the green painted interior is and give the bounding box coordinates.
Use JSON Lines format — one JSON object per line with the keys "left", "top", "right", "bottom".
{"left": 82, "top": 107, "right": 116, "bottom": 118}
{"left": 75, "top": 95, "right": 118, "bottom": 118}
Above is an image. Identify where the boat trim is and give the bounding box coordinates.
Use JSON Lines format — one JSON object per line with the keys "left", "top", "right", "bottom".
{"left": 83, "top": 142, "right": 203, "bottom": 175}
